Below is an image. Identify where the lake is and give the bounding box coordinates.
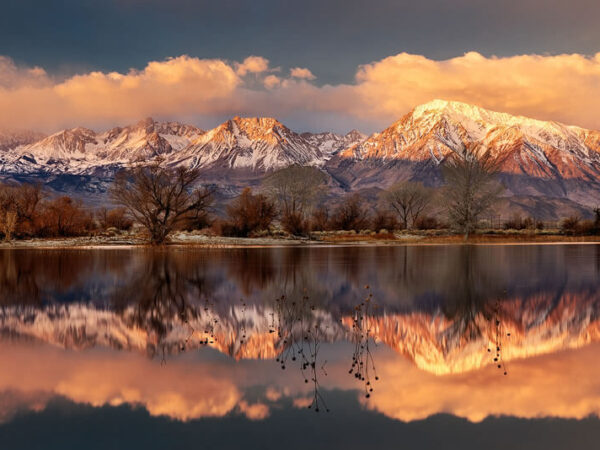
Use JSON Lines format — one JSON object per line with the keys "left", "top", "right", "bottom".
{"left": 1, "top": 244, "right": 599, "bottom": 449}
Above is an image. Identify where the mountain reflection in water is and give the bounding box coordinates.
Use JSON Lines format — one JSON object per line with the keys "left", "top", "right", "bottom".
{"left": 1, "top": 245, "right": 600, "bottom": 446}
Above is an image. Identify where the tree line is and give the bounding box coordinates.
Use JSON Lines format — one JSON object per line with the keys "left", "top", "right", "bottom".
{"left": 0, "top": 143, "right": 590, "bottom": 244}
{"left": 0, "top": 182, "right": 133, "bottom": 240}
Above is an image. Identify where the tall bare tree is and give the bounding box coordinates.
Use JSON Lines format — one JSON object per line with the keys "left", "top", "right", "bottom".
{"left": 262, "top": 165, "right": 328, "bottom": 235}
{"left": 262, "top": 166, "right": 327, "bottom": 212}
{"left": 110, "top": 162, "right": 214, "bottom": 244}
{"left": 442, "top": 143, "right": 504, "bottom": 240}
{"left": 383, "top": 181, "right": 432, "bottom": 229}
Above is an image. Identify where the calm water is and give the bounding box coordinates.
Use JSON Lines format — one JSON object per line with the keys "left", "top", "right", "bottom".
{"left": 1, "top": 244, "right": 600, "bottom": 449}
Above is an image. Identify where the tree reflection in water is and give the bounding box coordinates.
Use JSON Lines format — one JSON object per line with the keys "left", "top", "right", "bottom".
{"left": 110, "top": 250, "right": 217, "bottom": 357}
{"left": 272, "top": 292, "right": 331, "bottom": 412}
{"left": 349, "top": 286, "right": 380, "bottom": 398}
{"left": 3, "top": 246, "right": 599, "bottom": 380}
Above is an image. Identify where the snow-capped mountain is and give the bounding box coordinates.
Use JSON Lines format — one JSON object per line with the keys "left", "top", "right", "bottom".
{"left": 301, "top": 129, "right": 367, "bottom": 158}
{"left": 1, "top": 118, "right": 205, "bottom": 175}
{"left": 340, "top": 99, "right": 600, "bottom": 174}
{"left": 172, "top": 116, "right": 324, "bottom": 171}
{"left": 0, "top": 117, "right": 327, "bottom": 175}
{"left": 328, "top": 99, "right": 600, "bottom": 206}
{"left": 1, "top": 100, "right": 600, "bottom": 211}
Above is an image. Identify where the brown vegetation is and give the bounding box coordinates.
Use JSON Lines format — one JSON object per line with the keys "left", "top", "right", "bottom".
{"left": 262, "top": 165, "right": 327, "bottom": 236}
{"left": 110, "top": 162, "right": 214, "bottom": 244}
{"left": 36, "top": 196, "right": 94, "bottom": 237}
{"left": 0, "top": 183, "right": 95, "bottom": 240}
{"left": 328, "top": 193, "right": 370, "bottom": 232}
{"left": 217, "top": 188, "right": 277, "bottom": 237}
{"left": 4, "top": 160, "right": 600, "bottom": 244}
{"left": 383, "top": 181, "right": 433, "bottom": 229}
{"left": 97, "top": 207, "right": 134, "bottom": 231}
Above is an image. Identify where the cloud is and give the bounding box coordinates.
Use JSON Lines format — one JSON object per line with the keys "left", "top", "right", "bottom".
{"left": 238, "top": 401, "right": 270, "bottom": 420}
{"left": 235, "top": 56, "right": 270, "bottom": 76}
{"left": 290, "top": 67, "right": 316, "bottom": 80}
{"left": 0, "top": 56, "right": 50, "bottom": 89}
{"left": 362, "top": 343, "right": 600, "bottom": 422}
{"left": 1, "top": 52, "right": 600, "bottom": 132}
{"left": 263, "top": 74, "right": 281, "bottom": 89}
{"left": 3, "top": 339, "right": 600, "bottom": 424}
{"left": 0, "top": 55, "right": 242, "bottom": 131}
{"left": 347, "top": 51, "right": 600, "bottom": 129}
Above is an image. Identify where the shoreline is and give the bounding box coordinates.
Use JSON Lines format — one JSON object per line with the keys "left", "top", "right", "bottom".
{"left": 1, "top": 231, "right": 600, "bottom": 249}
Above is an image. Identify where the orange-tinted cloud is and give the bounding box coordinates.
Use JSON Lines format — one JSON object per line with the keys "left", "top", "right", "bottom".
{"left": 1, "top": 52, "right": 600, "bottom": 132}
{"left": 0, "top": 342, "right": 242, "bottom": 422}
{"left": 363, "top": 343, "right": 600, "bottom": 422}
{"left": 348, "top": 51, "right": 600, "bottom": 129}
{"left": 290, "top": 67, "right": 316, "bottom": 80}
{"left": 235, "top": 56, "right": 270, "bottom": 76}
{"left": 2, "top": 340, "right": 600, "bottom": 423}
{"left": 0, "top": 55, "right": 241, "bottom": 131}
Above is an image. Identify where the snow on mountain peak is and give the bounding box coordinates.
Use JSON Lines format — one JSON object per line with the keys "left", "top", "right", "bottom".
{"left": 177, "top": 116, "right": 325, "bottom": 171}
{"left": 337, "top": 99, "right": 600, "bottom": 185}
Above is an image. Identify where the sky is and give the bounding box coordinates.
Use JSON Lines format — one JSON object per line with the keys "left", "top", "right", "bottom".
{"left": 1, "top": 0, "right": 599, "bottom": 133}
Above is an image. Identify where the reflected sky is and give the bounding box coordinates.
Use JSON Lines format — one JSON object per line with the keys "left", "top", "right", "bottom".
{"left": 1, "top": 245, "right": 600, "bottom": 448}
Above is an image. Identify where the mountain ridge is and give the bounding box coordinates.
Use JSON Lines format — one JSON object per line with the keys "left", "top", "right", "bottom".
{"left": 1, "top": 100, "right": 600, "bottom": 216}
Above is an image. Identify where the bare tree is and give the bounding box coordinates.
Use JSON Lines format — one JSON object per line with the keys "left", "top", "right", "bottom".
{"left": 0, "top": 182, "right": 44, "bottom": 237}
{"left": 262, "top": 165, "right": 327, "bottom": 234}
{"left": 383, "top": 181, "right": 432, "bottom": 229}
{"left": 110, "top": 162, "right": 214, "bottom": 244}
{"left": 329, "top": 193, "right": 370, "bottom": 231}
{"left": 224, "top": 187, "right": 277, "bottom": 237}
{"left": 442, "top": 144, "right": 504, "bottom": 240}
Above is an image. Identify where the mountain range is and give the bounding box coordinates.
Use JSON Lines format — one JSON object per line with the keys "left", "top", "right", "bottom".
{"left": 1, "top": 100, "right": 599, "bottom": 218}
{"left": 1, "top": 290, "right": 598, "bottom": 375}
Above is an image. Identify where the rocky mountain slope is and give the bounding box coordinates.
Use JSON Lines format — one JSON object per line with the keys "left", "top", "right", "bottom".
{"left": 329, "top": 100, "right": 600, "bottom": 207}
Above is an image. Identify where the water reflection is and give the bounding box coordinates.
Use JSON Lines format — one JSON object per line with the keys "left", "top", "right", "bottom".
{"left": 0, "top": 245, "right": 600, "bottom": 428}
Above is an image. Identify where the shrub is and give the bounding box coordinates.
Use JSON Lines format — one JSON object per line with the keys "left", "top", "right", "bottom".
{"left": 414, "top": 215, "right": 441, "bottom": 230}
{"left": 560, "top": 216, "right": 581, "bottom": 235}
{"left": 310, "top": 207, "right": 330, "bottom": 231}
{"left": 577, "top": 220, "right": 596, "bottom": 235}
{"left": 329, "top": 194, "right": 370, "bottom": 231}
{"left": 36, "top": 196, "right": 95, "bottom": 237}
{"left": 97, "top": 207, "right": 133, "bottom": 231}
{"left": 223, "top": 188, "right": 277, "bottom": 237}
{"left": 371, "top": 210, "right": 399, "bottom": 232}
{"left": 503, "top": 214, "right": 536, "bottom": 230}
{"left": 281, "top": 210, "right": 309, "bottom": 236}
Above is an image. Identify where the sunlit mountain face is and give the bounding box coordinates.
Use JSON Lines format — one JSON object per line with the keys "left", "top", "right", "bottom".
{"left": 1, "top": 245, "right": 600, "bottom": 448}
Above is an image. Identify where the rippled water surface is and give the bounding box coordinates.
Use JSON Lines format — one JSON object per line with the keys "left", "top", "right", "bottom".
{"left": 1, "top": 244, "right": 600, "bottom": 449}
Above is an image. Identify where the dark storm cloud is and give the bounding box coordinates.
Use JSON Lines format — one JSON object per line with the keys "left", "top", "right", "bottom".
{"left": 1, "top": 0, "right": 599, "bottom": 83}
